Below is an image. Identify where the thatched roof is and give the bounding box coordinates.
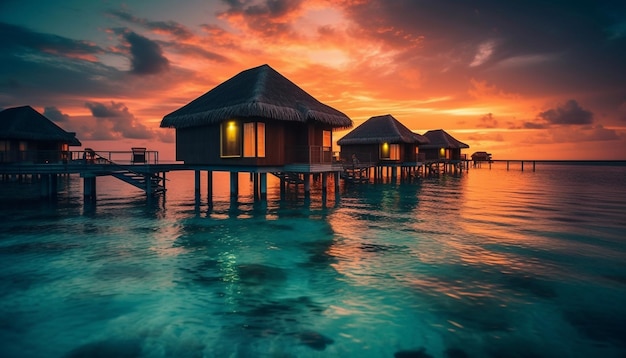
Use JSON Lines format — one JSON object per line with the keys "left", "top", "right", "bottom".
{"left": 420, "top": 129, "right": 469, "bottom": 149}
{"left": 161, "top": 64, "right": 353, "bottom": 129}
{"left": 337, "top": 114, "right": 429, "bottom": 145}
{"left": 0, "top": 106, "right": 81, "bottom": 146}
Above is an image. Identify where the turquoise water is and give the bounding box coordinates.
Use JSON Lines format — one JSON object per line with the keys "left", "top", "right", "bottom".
{"left": 1, "top": 163, "right": 625, "bottom": 357}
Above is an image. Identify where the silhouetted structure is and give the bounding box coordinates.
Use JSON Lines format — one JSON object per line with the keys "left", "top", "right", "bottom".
{"left": 0, "top": 106, "right": 81, "bottom": 163}
{"left": 160, "top": 64, "right": 353, "bottom": 200}
{"left": 337, "top": 114, "right": 429, "bottom": 181}
{"left": 338, "top": 114, "right": 429, "bottom": 164}
{"left": 161, "top": 64, "right": 352, "bottom": 167}
{"left": 420, "top": 129, "right": 469, "bottom": 174}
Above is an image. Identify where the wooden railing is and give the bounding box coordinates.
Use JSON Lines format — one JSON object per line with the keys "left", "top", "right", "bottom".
{"left": 0, "top": 149, "right": 159, "bottom": 165}
{"left": 293, "top": 145, "right": 333, "bottom": 164}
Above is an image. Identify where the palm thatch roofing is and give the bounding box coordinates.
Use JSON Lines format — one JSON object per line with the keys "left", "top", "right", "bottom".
{"left": 420, "top": 129, "right": 469, "bottom": 149}
{"left": 337, "top": 114, "right": 429, "bottom": 145}
{"left": 0, "top": 106, "right": 81, "bottom": 146}
{"left": 161, "top": 64, "right": 353, "bottom": 129}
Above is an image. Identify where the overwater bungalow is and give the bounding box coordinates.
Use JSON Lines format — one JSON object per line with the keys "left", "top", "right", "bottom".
{"left": 0, "top": 106, "right": 81, "bottom": 164}
{"left": 337, "top": 114, "right": 429, "bottom": 181}
{"left": 420, "top": 129, "right": 469, "bottom": 174}
{"left": 160, "top": 64, "right": 353, "bottom": 199}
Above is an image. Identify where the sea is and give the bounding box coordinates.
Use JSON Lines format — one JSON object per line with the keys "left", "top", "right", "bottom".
{"left": 0, "top": 162, "right": 625, "bottom": 358}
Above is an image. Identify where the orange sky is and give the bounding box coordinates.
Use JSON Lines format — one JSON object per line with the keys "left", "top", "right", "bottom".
{"left": 1, "top": 0, "right": 625, "bottom": 160}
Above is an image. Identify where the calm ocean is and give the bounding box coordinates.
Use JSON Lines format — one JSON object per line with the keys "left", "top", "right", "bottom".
{"left": 1, "top": 162, "right": 625, "bottom": 358}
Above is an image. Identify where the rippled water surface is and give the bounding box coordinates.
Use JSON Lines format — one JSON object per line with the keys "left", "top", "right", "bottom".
{"left": 1, "top": 163, "right": 625, "bottom": 357}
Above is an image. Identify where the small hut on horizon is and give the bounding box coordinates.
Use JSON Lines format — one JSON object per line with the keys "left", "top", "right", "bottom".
{"left": 420, "top": 129, "right": 469, "bottom": 162}
{"left": 160, "top": 64, "right": 353, "bottom": 167}
{"left": 337, "top": 114, "right": 429, "bottom": 165}
{"left": 0, "top": 106, "right": 81, "bottom": 163}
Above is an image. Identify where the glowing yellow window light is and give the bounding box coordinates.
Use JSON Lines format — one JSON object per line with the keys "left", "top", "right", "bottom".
{"left": 226, "top": 121, "right": 237, "bottom": 141}
{"left": 381, "top": 142, "right": 390, "bottom": 158}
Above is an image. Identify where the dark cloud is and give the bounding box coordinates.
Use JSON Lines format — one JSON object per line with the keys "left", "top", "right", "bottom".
{"left": 107, "top": 9, "right": 195, "bottom": 40}
{"left": 108, "top": 10, "right": 231, "bottom": 63}
{"left": 477, "top": 113, "right": 498, "bottom": 128}
{"left": 523, "top": 122, "right": 549, "bottom": 129}
{"left": 124, "top": 32, "right": 170, "bottom": 75}
{"left": 339, "top": 1, "right": 626, "bottom": 102}
{"left": 218, "top": 0, "right": 304, "bottom": 37}
{"left": 85, "top": 101, "right": 129, "bottom": 118}
{"left": 43, "top": 106, "right": 70, "bottom": 123}
{"left": 0, "top": 22, "right": 127, "bottom": 107}
{"left": 85, "top": 101, "right": 155, "bottom": 139}
{"left": 0, "top": 22, "right": 103, "bottom": 60}
{"left": 537, "top": 100, "right": 594, "bottom": 125}
{"left": 220, "top": 0, "right": 302, "bottom": 17}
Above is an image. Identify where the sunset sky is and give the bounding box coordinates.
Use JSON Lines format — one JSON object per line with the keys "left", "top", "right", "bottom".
{"left": 1, "top": 0, "right": 625, "bottom": 160}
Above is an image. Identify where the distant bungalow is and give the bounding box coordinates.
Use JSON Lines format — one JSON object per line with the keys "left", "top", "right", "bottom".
{"left": 160, "top": 64, "right": 353, "bottom": 199}
{"left": 0, "top": 105, "right": 81, "bottom": 164}
{"left": 337, "top": 114, "right": 429, "bottom": 164}
{"left": 337, "top": 114, "right": 429, "bottom": 181}
{"left": 420, "top": 129, "right": 469, "bottom": 174}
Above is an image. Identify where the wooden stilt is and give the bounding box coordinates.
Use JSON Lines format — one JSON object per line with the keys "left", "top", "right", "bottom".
{"left": 230, "top": 171, "right": 238, "bottom": 200}
{"left": 207, "top": 170, "right": 213, "bottom": 206}
{"left": 83, "top": 175, "right": 96, "bottom": 200}
{"left": 304, "top": 174, "right": 311, "bottom": 199}
{"left": 253, "top": 172, "right": 259, "bottom": 201}
{"left": 194, "top": 170, "right": 201, "bottom": 201}
{"left": 260, "top": 172, "right": 267, "bottom": 201}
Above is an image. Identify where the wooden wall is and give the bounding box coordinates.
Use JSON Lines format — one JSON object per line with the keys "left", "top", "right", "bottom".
{"left": 174, "top": 120, "right": 334, "bottom": 166}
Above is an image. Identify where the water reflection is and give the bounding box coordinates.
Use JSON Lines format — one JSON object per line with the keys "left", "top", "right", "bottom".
{"left": 2, "top": 164, "right": 626, "bottom": 357}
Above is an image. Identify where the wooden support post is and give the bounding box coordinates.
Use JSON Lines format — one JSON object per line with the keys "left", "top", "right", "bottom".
{"left": 533, "top": 161, "right": 536, "bottom": 172}
{"left": 194, "top": 170, "right": 201, "bottom": 200}
{"left": 146, "top": 172, "right": 152, "bottom": 196}
{"left": 260, "top": 173, "right": 267, "bottom": 201}
{"left": 507, "top": 161, "right": 510, "bottom": 171}
{"left": 207, "top": 170, "right": 213, "bottom": 206}
{"left": 304, "top": 173, "right": 311, "bottom": 199}
{"left": 334, "top": 171, "right": 340, "bottom": 193}
{"left": 280, "top": 177, "right": 286, "bottom": 200}
{"left": 230, "top": 171, "right": 238, "bottom": 200}
{"left": 253, "top": 172, "right": 259, "bottom": 201}
{"left": 83, "top": 176, "right": 96, "bottom": 200}
{"left": 521, "top": 161, "right": 524, "bottom": 171}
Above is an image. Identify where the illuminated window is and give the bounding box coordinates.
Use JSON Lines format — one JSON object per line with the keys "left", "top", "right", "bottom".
{"left": 243, "top": 122, "right": 255, "bottom": 157}
{"left": 221, "top": 121, "right": 242, "bottom": 157}
{"left": 380, "top": 143, "right": 400, "bottom": 160}
{"left": 241, "top": 122, "right": 266, "bottom": 158}
{"left": 257, "top": 122, "right": 265, "bottom": 158}
{"left": 389, "top": 144, "right": 400, "bottom": 160}
{"left": 323, "top": 130, "right": 331, "bottom": 148}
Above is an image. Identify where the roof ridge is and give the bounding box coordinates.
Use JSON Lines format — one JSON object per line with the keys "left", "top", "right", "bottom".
{"left": 251, "top": 64, "right": 270, "bottom": 103}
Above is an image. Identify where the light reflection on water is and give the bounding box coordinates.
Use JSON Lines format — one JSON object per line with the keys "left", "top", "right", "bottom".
{"left": 1, "top": 164, "right": 625, "bottom": 357}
